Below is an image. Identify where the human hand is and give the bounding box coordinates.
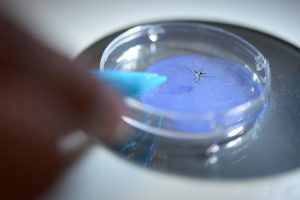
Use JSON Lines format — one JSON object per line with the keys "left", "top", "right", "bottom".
{"left": 0, "top": 15, "right": 122, "bottom": 199}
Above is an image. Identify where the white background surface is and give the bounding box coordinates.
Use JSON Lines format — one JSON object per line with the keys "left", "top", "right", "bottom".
{"left": 1, "top": 0, "right": 300, "bottom": 199}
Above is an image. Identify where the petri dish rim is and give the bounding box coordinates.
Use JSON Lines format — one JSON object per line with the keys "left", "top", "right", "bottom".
{"left": 100, "top": 22, "right": 271, "bottom": 140}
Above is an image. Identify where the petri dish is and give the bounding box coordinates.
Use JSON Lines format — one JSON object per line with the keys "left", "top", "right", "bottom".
{"left": 99, "top": 22, "right": 271, "bottom": 145}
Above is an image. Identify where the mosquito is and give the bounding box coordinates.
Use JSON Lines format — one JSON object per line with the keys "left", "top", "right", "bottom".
{"left": 184, "top": 66, "right": 208, "bottom": 83}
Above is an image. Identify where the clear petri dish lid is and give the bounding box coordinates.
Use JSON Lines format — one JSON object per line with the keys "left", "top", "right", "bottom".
{"left": 100, "top": 22, "right": 271, "bottom": 144}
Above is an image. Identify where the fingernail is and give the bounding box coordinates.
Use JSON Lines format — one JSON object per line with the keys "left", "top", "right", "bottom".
{"left": 57, "top": 130, "right": 92, "bottom": 160}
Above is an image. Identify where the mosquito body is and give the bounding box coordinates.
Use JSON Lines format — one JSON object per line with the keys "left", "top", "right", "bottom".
{"left": 184, "top": 66, "right": 208, "bottom": 83}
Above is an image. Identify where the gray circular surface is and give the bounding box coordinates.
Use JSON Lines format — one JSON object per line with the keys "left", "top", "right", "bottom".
{"left": 76, "top": 21, "right": 300, "bottom": 179}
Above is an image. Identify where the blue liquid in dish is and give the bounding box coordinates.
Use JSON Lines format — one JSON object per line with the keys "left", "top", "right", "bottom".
{"left": 141, "top": 54, "right": 261, "bottom": 114}
{"left": 140, "top": 54, "right": 264, "bottom": 133}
